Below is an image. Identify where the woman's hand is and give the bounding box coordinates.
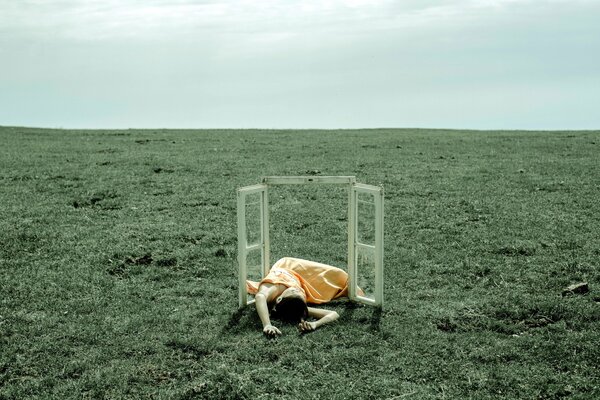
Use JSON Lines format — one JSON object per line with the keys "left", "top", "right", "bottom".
{"left": 298, "top": 320, "right": 317, "bottom": 333}
{"left": 263, "top": 324, "right": 282, "bottom": 338}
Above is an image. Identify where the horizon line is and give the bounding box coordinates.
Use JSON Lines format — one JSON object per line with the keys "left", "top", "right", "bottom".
{"left": 1, "top": 125, "right": 598, "bottom": 133}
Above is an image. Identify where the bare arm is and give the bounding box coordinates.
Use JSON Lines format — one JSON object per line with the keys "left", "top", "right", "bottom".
{"left": 298, "top": 307, "right": 339, "bottom": 333}
{"left": 255, "top": 284, "right": 282, "bottom": 337}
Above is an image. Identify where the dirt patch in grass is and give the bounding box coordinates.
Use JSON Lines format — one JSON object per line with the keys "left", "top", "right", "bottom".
{"left": 106, "top": 253, "right": 179, "bottom": 277}
{"left": 437, "top": 313, "right": 558, "bottom": 336}
{"left": 436, "top": 295, "right": 600, "bottom": 336}
{"left": 164, "top": 340, "right": 211, "bottom": 361}
{"left": 72, "top": 190, "right": 121, "bottom": 210}
{"left": 493, "top": 243, "right": 537, "bottom": 257}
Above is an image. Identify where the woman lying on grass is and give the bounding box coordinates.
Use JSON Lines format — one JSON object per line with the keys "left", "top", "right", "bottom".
{"left": 247, "top": 257, "right": 354, "bottom": 337}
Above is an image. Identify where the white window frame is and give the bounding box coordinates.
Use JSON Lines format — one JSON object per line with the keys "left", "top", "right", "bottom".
{"left": 349, "top": 183, "right": 384, "bottom": 306}
{"left": 237, "top": 176, "right": 384, "bottom": 308}
{"left": 236, "top": 184, "right": 270, "bottom": 307}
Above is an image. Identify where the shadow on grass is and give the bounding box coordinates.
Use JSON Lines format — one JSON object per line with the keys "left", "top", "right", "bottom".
{"left": 339, "top": 301, "right": 383, "bottom": 328}
{"left": 338, "top": 301, "right": 357, "bottom": 323}
{"left": 223, "top": 302, "right": 384, "bottom": 336}
{"left": 221, "top": 306, "right": 262, "bottom": 335}
{"left": 369, "top": 307, "right": 383, "bottom": 332}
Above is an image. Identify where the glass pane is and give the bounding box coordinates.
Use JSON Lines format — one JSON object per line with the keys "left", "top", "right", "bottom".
{"left": 357, "top": 192, "right": 375, "bottom": 245}
{"left": 356, "top": 246, "right": 375, "bottom": 300}
{"left": 245, "top": 192, "right": 262, "bottom": 246}
{"left": 246, "top": 248, "right": 263, "bottom": 283}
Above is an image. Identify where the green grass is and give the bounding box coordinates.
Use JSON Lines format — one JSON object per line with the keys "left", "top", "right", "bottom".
{"left": 1, "top": 126, "right": 599, "bottom": 399}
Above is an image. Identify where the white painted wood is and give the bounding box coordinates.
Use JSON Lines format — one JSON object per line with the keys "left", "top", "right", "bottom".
{"left": 237, "top": 184, "right": 268, "bottom": 307}
{"left": 261, "top": 186, "right": 270, "bottom": 277}
{"left": 375, "top": 186, "right": 384, "bottom": 306}
{"left": 351, "top": 183, "right": 384, "bottom": 307}
{"left": 262, "top": 176, "right": 356, "bottom": 185}
{"left": 237, "top": 187, "right": 248, "bottom": 308}
{"left": 348, "top": 183, "right": 356, "bottom": 300}
{"left": 354, "top": 295, "right": 377, "bottom": 306}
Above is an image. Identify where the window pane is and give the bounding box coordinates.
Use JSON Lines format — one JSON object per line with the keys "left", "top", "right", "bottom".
{"left": 357, "top": 192, "right": 375, "bottom": 245}
{"left": 245, "top": 192, "right": 262, "bottom": 246}
{"left": 246, "top": 248, "right": 263, "bottom": 283}
{"left": 356, "top": 246, "right": 375, "bottom": 300}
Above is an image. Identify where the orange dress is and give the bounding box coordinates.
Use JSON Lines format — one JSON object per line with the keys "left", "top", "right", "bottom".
{"left": 246, "top": 257, "right": 352, "bottom": 304}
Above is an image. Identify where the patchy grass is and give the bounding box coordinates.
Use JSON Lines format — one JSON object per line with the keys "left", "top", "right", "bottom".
{"left": 1, "top": 126, "right": 599, "bottom": 399}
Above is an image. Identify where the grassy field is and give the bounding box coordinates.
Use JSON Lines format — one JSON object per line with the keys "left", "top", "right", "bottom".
{"left": 1, "top": 126, "right": 599, "bottom": 399}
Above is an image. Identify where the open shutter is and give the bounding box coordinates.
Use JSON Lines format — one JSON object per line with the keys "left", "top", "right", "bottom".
{"left": 237, "top": 184, "right": 270, "bottom": 307}
{"left": 348, "top": 183, "right": 384, "bottom": 306}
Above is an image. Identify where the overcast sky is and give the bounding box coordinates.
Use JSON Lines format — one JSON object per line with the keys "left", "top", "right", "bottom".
{"left": 1, "top": 0, "right": 599, "bottom": 130}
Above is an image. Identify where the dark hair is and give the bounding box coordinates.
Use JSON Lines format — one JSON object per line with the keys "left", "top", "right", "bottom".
{"left": 272, "top": 296, "right": 308, "bottom": 323}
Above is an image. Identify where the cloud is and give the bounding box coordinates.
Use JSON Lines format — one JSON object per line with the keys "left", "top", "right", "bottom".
{"left": 1, "top": 0, "right": 559, "bottom": 42}
{"left": 0, "top": 0, "right": 592, "bottom": 44}
{"left": 1, "top": 0, "right": 599, "bottom": 129}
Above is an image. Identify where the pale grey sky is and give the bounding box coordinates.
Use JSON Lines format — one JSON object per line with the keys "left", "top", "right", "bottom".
{"left": 1, "top": 0, "right": 599, "bottom": 129}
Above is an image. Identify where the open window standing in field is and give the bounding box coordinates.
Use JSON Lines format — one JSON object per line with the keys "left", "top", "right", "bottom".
{"left": 238, "top": 176, "right": 384, "bottom": 337}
